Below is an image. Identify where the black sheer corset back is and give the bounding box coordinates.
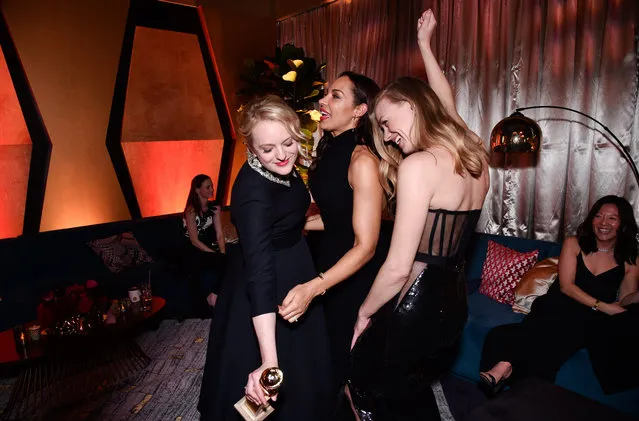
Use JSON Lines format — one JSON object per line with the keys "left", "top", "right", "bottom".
{"left": 415, "top": 209, "right": 482, "bottom": 267}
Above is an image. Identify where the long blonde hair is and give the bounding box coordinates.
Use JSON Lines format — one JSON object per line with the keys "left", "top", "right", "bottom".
{"left": 372, "top": 77, "right": 488, "bottom": 204}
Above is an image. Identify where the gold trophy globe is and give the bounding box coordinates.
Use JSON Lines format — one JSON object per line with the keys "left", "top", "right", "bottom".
{"left": 234, "top": 367, "right": 284, "bottom": 421}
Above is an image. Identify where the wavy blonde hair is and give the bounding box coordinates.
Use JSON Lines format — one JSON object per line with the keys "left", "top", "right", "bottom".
{"left": 238, "top": 95, "right": 307, "bottom": 157}
{"left": 372, "top": 77, "right": 488, "bottom": 204}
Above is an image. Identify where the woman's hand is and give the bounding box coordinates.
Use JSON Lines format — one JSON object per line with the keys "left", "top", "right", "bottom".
{"left": 206, "top": 292, "right": 218, "bottom": 307}
{"left": 278, "top": 282, "right": 318, "bottom": 323}
{"left": 245, "top": 362, "right": 278, "bottom": 407}
{"left": 600, "top": 302, "right": 627, "bottom": 315}
{"left": 417, "top": 9, "right": 437, "bottom": 45}
{"left": 350, "top": 314, "right": 371, "bottom": 350}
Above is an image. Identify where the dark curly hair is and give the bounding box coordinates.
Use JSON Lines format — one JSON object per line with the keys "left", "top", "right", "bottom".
{"left": 577, "top": 195, "right": 638, "bottom": 265}
{"left": 311, "top": 71, "right": 380, "bottom": 170}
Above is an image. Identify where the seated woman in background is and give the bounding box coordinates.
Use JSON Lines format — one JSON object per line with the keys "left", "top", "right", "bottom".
{"left": 182, "top": 174, "right": 226, "bottom": 310}
{"left": 479, "top": 195, "right": 639, "bottom": 396}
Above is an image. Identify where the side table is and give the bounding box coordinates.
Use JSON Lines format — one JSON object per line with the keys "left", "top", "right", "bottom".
{"left": 0, "top": 297, "right": 165, "bottom": 420}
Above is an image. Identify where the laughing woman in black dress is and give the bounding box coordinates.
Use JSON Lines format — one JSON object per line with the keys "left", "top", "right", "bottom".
{"left": 478, "top": 196, "right": 639, "bottom": 395}
{"left": 348, "top": 10, "right": 489, "bottom": 420}
{"left": 277, "top": 72, "right": 392, "bottom": 402}
{"left": 198, "top": 95, "right": 331, "bottom": 421}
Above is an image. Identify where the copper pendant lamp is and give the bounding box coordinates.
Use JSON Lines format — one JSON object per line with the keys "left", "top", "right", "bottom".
{"left": 490, "top": 105, "right": 639, "bottom": 187}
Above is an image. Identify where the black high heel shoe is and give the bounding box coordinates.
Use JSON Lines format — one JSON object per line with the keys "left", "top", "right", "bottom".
{"left": 478, "top": 372, "right": 508, "bottom": 397}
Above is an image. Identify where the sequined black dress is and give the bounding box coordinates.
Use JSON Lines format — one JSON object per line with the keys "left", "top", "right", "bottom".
{"left": 349, "top": 209, "right": 481, "bottom": 420}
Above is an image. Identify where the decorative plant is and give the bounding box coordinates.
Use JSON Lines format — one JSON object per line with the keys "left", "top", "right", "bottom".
{"left": 237, "top": 44, "right": 326, "bottom": 180}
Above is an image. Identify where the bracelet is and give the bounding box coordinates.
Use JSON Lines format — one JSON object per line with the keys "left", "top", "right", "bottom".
{"left": 317, "top": 272, "right": 327, "bottom": 296}
{"left": 592, "top": 300, "right": 600, "bottom": 311}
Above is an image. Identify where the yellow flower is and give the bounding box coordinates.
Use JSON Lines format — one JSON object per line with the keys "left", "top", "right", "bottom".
{"left": 307, "top": 110, "right": 321, "bottom": 122}
{"left": 282, "top": 71, "right": 297, "bottom": 82}
{"left": 291, "top": 59, "right": 304, "bottom": 68}
{"left": 237, "top": 104, "right": 245, "bottom": 113}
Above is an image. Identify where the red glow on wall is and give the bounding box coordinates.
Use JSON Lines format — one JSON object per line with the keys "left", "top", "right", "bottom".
{"left": 0, "top": 144, "right": 31, "bottom": 238}
{"left": 0, "top": 45, "right": 32, "bottom": 239}
{"left": 122, "top": 139, "right": 224, "bottom": 217}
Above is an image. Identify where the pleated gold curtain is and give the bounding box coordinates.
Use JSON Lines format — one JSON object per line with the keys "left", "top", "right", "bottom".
{"left": 279, "top": 0, "right": 639, "bottom": 241}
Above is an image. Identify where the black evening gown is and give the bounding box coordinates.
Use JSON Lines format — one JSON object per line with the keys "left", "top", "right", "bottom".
{"left": 349, "top": 209, "right": 481, "bottom": 420}
{"left": 308, "top": 129, "right": 393, "bottom": 396}
{"left": 198, "top": 163, "right": 332, "bottom": 421}
{"left": 480, "top": 253, "right": 626, "bottom": 386}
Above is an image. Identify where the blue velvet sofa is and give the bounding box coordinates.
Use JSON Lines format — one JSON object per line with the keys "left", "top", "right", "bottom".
{"left": 451, "top": 233, "right": 639, "bottom": 417}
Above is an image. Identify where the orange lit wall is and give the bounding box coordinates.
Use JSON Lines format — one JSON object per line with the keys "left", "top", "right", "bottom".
{"left": 2, "top": 0, "right": 131, "bottom": 231}
{"left": 121, "top": 27, "right": 226, "bottom": 216}
{"left": 0, "top": 46, "right": 31, "bottom": 239}
{"left": 0, "top": 0, "right": 277, "bottom": 232}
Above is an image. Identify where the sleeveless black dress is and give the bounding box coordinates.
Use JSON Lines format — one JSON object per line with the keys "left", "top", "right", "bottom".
{"left": 349, "top": 209, "right": 481, "bottom": 420}
{"left": 480, "top": 252, "right": 625, "bottom": 385}
{"left": 308, "top": 129, "right": 393, "bottom": 395}
{"left": 180, "top": 205, "right": 224, "bottom": 316}
{"left": 198, "top": 163, "right": 332, "bottom": 421}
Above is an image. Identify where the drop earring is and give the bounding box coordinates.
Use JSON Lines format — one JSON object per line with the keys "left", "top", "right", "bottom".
{"left": 247, "top": 149, "right": 262, "bottom": 168}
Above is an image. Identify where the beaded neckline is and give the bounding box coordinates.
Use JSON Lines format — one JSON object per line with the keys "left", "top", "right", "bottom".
{"left": 247, "top": 150, "right": 296, "bottom": 187}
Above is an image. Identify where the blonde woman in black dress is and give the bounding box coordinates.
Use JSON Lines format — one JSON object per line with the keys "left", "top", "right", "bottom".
{"left": 348, "top": 10, "right": 489, "bottom": 420}
{"left": 198, "top": 95, "right": 331, "bottom": 421}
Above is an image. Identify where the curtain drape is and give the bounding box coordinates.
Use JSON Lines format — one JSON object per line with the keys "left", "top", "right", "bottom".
{"left": 279, "top": 0, "right": 639, "bottom": 241}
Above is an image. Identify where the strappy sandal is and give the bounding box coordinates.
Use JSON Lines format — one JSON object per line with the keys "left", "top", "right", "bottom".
{"left": 478, "top": 372, "right": 508, "bottom": 397}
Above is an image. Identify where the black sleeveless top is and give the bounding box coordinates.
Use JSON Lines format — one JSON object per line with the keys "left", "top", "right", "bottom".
{"left": 545, "top": 253, "right": 624, "bottom": 303}
{"left": 531, "top": 252, "right": 624, "bottom": 319}
{"left": 415, "top": 209, "right": 482, "bottom": 267}
{"left": 308, "top": 130, "right": 359, "bottom": 240}
{"left": 183, "top": 205, "right": 217, "bottom": 245}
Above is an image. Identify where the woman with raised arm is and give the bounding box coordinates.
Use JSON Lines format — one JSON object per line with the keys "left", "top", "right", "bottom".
{"left": 348, "top": 10, "right": 489, "bottom": 420}
{"left": 197, "top": 95, "right": 331, "bottom": 420}
{"left": 277, "top": 72, "right": 392, "bottom": 404}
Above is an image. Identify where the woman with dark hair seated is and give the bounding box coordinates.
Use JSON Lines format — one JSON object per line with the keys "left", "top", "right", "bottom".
{"left": 479, "top": 195, "right": 639, "bottom": 395}
{"left": 182, "top": 174, "right": 226, "bottom": 311}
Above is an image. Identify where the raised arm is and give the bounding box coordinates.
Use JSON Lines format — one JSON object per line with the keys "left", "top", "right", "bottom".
{"left": 279, "top": 149, "right": 384, "bottom": 322}
{"left": 558, "top": 237, "right": 626, "bottom": 315}
{"left": 417, "top": 9, "right": 468, "bottom": 130}
{"left": 351, "top": 152, "right": 438, "bottom": 348}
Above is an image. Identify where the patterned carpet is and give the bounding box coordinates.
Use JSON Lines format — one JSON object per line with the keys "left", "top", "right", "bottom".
{"left": 0, "top": 319, "right": 461, "bottom": 420}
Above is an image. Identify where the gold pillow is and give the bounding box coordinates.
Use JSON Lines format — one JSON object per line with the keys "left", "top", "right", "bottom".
{"left": 512, "top": 257, "right": 559, "bottom": 314}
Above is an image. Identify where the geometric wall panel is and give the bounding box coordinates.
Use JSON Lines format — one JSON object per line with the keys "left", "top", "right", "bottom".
{"left": 122, "top": 139, "right": 223, "bottom": 216}
{"left": 123, "top": 28, "right": 224, "bottom": 143}
{"left": 0, "top": 10, "right": 51, "bottom": 238}
{"left": 0, "top": 38, "right": 31, "bottom": 238}
{"left": 107, "top": 0, "right": 235, "bottom": 219}
{"left": 0, "top": 144, "right": 31, "bottom": 238}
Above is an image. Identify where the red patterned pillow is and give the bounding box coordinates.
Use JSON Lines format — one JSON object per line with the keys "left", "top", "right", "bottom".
{"left": 478, "top": 241, "right": 539, "bottom": 305}
{"left": 87, "top": 232, "right": 153, "bottom": 273}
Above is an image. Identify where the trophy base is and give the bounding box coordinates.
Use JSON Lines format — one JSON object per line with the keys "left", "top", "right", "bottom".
{"left": 234, "top": 396, "right": 275, "bottom": 421}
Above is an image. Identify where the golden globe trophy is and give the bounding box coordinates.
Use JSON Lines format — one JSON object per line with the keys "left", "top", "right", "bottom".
{"left": 234, "top": 367, "right": 283, "bottom": 421}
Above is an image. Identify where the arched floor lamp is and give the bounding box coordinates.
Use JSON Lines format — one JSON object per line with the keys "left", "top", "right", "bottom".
{"left": 490, "top": 105, "right": 639, "bottom": 188}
